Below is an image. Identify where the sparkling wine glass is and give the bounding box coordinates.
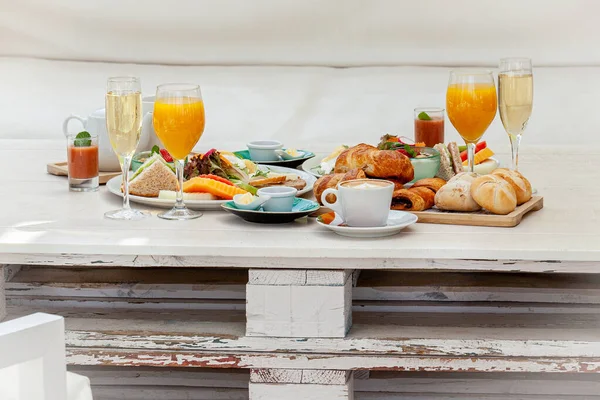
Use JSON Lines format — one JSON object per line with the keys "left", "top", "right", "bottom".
{"left": 446, "top": 70, "right": 497, "bottom": 173}
{"left": 104, "top": 77, "right": 149, "bottom": 220}
{"left": 498, "top": 58, "right": 533, "bottom": 171}
{"left": 153, "top": 84, "right": 206, "bottom": 220}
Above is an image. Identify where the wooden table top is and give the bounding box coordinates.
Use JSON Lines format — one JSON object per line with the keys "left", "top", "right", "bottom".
{"left": 1, "top": 139, "right": 599, "bottom": 271}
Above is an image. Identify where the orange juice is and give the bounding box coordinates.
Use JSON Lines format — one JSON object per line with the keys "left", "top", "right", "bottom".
{"left": 153, "top": 100, "right": 205, "bottom": 160}
{"left": 446, "top": 83, "right": 497, "bottom": 143}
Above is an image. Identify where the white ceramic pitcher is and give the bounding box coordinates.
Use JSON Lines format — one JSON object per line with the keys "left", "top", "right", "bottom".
{"left": 62, "top": 95, "right": 162, "bottom": 172}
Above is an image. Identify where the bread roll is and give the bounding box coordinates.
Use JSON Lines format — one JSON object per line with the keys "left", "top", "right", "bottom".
{"left": 434, "top": 180, "right": 481, "bottom": 212}
{"left": 334, "top": 143, "right": 414, "bottom": 183}
{"left": 448, "top": 172, "right": 480, "bottom": 184}
{"left": 492, "top": 168, "right": 532, "bottom": 205}
{"left": 313, "top": 169, "right": 366, "bottom": 205}
{"left": 411, "top": 177, "right": 446, "bottom": 193}
{"left": 391, "top": 189, "right": 425, "bottom": 211}
{"left": 409, "top": 187, "right": 435, "bottom": 210}
{"left": 470, "top": 175, "right": 517, "bottom": 215}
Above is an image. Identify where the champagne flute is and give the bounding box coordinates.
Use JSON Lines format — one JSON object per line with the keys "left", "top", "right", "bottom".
{"left": 104, "top": 77, "right": 149, "bottom": 220}
{"left": 498, "top": 58, "right": 533, "bottom": 171}
{"left": 153, "top": 84, "right": 205, "bottom": 220}
{"left": 446, "top": 69, "right": 497, "bottom": 172}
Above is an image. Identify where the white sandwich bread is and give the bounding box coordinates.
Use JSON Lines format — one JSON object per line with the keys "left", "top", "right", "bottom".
{"left": 126, "top": 154, "right": 178, "bottom": 197}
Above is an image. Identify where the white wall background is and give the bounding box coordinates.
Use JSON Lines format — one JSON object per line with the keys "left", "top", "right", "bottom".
{"left": 0, "top": 0, "right": 597, "bottom": 67}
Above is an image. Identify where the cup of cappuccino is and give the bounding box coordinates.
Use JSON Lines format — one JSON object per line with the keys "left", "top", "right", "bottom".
{"left": 321, "top": 179, "right": 394, "bottom": 227}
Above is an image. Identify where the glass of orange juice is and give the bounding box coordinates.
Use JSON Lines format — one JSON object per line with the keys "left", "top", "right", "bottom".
{"left": 446, "top": 70, "right": 497, "bottom": 172}
{"left": 153, "top": 84, "right": 206, "bottom": 220}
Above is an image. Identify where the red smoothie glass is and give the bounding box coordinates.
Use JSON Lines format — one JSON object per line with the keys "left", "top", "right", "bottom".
{"left": 67, "top": 133, "right": 99, "bottom": 192}
{"left": 414, "top": 107, "right": 445, "bottom": 147}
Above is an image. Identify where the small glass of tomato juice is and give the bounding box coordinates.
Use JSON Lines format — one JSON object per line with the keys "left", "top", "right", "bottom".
{"left": 414, "top": 107, "right": 445, "bottom": 147}
{"left": 67, "top": 134, "right": 99, "bottom": 192}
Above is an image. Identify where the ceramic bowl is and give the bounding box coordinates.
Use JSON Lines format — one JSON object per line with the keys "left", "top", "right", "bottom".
{"left": 409, "top": 147, "right": 440, "bottom": 183}
{"left": 247, "top": 140, "right": 283, "bottom": 162}
{"left": 233, "top": 194, "right": 271, "bottom": 210}
{"left": 257, "top": 186, "right": 298, "bottom": 212}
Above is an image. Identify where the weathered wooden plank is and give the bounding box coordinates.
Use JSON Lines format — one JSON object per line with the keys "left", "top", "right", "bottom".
{"left": 250, "top": 369, "right": 350, "bottom": 385}
{"left": 9, "top": 267, "right": 600, "bottom": 305}
{"left": 2, "top": 255, "right": 599, "bottom": 274}
{"left": 69, "top": 366, "right": 600, "bottom": 397}
{"left": 9, "top": 266, "right": 248, "bottom": 284}
{"left": 356, "top": 394, "right": 600, "bottom": 400}
{"left": 7, "top": 306, "right": 600, "bottom": 357}
{"left": 90, "top": 385, "right": 249, "bottom": 400}
{"left": 359, "top": 371, "right": 600, "bottom": 395}
{"left": 246, "top": 270, "right": 352, "bottom": 337}
{"left": 249, "top": 270, "right": 351, "bottom": 286}
{"left": 0, "top": 265, "right": 5, "bottom": 321}
{"left": 65, "top": 348, "right": 600, "bottom": 373}
{"left": 69, "top": 366, "right": 249, "bottom": 388}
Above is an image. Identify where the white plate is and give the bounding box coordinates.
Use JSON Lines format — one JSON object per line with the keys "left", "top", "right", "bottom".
{"left": 301, "top": 156, "right": 326, "bottom": 178}
{"left": 317, "top": 210, "right": 418, "bottom": 238}
{"left": 463, "top": 157, "right": 500, "bottom": 175}
{"left": 106, "top": 166, "right": 317, "bottom": 210}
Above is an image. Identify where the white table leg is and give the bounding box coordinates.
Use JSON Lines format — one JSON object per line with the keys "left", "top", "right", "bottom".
{"left": 246, "top": 269, "right": 353, "bottom": 338}
{"left": 249, "top": 369, "right": 354, "bottom": 400}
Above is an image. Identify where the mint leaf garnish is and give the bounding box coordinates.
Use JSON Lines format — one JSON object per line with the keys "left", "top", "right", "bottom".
{"left": 74, "top": 131, "right": 91, "bottom": 147}
{"left": 418, "top": 112, "right": 432, "bottom": 121}
{"left": 151, "top": 145, "right": 160, "bottom": 155}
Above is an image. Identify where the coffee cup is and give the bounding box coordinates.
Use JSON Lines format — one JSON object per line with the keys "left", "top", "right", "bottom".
{"left": 257, "top": 186, "right": 298, "bottom": 212}
{"left": 321, "top": 179, "right": 394, "bottom": 227}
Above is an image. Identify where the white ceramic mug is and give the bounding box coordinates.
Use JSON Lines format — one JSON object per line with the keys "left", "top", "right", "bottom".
{"left": 321, "top": 179, "right": 394, "bottom": 227}
{"left": 63, "top": 95, "right": 161, "bottom": 172}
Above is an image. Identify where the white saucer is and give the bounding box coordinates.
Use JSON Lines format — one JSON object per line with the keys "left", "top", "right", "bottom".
{"left": 316, "top": 210, "right": 418, "bottom": 238}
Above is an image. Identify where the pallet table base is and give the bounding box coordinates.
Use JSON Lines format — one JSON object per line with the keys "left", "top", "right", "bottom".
{"left": 0, "top": 265, "right": 5, "bottom": 321}
{"left": 246, "top": 269, "right": 353, "bottom": 337}
{"left": 249, "top": 369, "right": 354, "bottom": 400}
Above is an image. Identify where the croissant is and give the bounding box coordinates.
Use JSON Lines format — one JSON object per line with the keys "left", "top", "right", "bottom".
{"left": 334, "top": 143, "right": 414, "bottom": 183}
{"left": 409, "top": 187, "right": 435, "bottom": 210}
{"left": 313, "top": 169, "right": 366, "bottom": 205}
{"left": 411, "top": 177, "right": 446, "bottom": 193}
{"left": 391, "top": 189, "right": 426, "bottom": 211}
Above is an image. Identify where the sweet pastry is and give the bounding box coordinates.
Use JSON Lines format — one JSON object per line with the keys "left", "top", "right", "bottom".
{"left": 470, "top": 174, "right": 517, "bottom": 215}
{"left": 391, "top": 189, "right": 426, "bottom": 211}
{"left": 313, "top": 169, "right": 366, "bottom": 205}
{"left": 334, "top": 143, "right": 414, "bottom": 183}
{"left": 449, "top": 171, "right": 480, "bottom": 183}
{"left": 409, "top": 186, "right": 435, "bottom": 210}
{"left": 411, "top": 177, "right": 446, "bottom": 193}
{"left": 492, "top": 168, "right": 532, "bottom": 205}
{"left": 434, "top": 180, "right": 481, "bottom": 212}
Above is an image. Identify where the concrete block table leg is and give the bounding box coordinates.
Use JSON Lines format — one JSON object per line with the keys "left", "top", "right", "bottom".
{"left": 246, "top": 269, "right": 353, "bottom": 338}
{"left": 249, "top": 369, "right": 354, "bottom": 400}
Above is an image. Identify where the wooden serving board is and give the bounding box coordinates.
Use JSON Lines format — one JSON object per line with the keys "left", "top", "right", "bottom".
{"left": 47, "top": 162, "right": 120, "bottom": 185}
{"left": 410, "top": 196, "right": 544, "bottom": 227}
{"left": 313, "top": 196, "right": 543, "bottom": 228}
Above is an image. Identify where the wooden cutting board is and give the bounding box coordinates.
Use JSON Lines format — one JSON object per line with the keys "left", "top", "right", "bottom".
{"left": 313, "top": 196, "right": 543, "bottom": 228}
{"left": 410, "top": 196, "right": 544, "bottom": 227}
{"left": 47, "top": 162, "right": 120, "bottom": 185}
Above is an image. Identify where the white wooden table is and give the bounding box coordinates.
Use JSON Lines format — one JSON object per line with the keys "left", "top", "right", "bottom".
{"left": 1, "top": 139, "right": 600, "bottom": 399}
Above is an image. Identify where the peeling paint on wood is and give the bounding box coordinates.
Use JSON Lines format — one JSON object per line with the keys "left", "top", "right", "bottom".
{"left": 65, "top": 349, "right": 600, "bottom": 373}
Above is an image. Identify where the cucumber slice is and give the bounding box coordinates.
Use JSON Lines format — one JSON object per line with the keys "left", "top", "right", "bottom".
{"left": 235, "top": 182, "right": 257, "bottom": 195}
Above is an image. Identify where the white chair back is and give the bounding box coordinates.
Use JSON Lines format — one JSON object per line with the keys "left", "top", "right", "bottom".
{"left": 0, "top": 313, "right": 67, "bottom": 400}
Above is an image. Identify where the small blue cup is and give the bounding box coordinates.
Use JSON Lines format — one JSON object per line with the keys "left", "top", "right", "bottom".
{"left": 257, "top": 186, "right": 298, "bottom": 212}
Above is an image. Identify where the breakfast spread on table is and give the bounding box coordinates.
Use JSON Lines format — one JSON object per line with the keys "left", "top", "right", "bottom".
{"left": 58, "top": 61, "right": 539, "bottom": 230}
